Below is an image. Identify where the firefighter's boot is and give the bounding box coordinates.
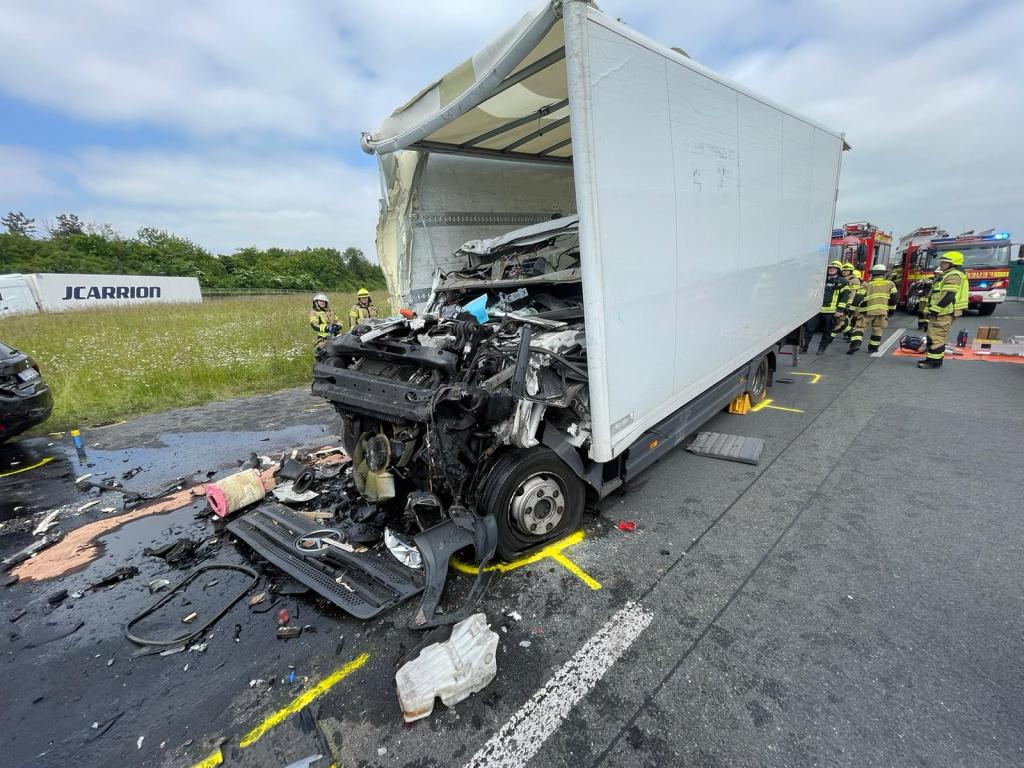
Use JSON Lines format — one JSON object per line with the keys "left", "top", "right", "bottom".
{"left": 917, "top": 358, "right": 942, "bottom": 369}
{"left": 846, "top": 341, "right": 861, "bottom": 355}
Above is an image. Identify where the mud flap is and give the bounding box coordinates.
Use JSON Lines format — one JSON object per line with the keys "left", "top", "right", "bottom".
{"left": 411, "top": 507, "right": 498, "bottom": 630}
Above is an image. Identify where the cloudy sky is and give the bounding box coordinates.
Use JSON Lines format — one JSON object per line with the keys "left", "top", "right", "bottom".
{"left": 1, "top": 0, "right": 1021, "bottom": 257}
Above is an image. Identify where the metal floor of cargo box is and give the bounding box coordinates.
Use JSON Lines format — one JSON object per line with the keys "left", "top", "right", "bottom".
{"left": 1, "top": 312, "right": 1023, "bottom": 768}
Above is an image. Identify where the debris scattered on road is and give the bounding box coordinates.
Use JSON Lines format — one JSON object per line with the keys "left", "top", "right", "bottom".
{"left": 617, "top": 520, "right": 637, "bottom": 532}
{"left": 518, "top": 640, "right": 532, "bottom": 648}
{"left": 249, "top": 592, "right": 267, "bottom": 606}
{"left": 46, "top": 589, "right": 68, "bottom": 606}
{"left": 125, "top": 563, "right": 258, "bottom": 648}
{"left": 86, "top": 711, "right": 124, "bottom": 742}
{"left": 32, "top": 509, "right": 61, "bottom": 536}
{"left": 506, "top": 611, "right": 522, "bottom": 622}
{"left": 10, "top": 485, "right": 206, "bottom": 581}
{"left": 272, "top": 481, "right": 319, "bottom": 504}
{"left": 205, "top": 468, "right": 272, "bottom": 518}
{"left": 144, "top": 538, "right": 198, "bottom": 567}
{"left": 137, "top": 736, "right": 144, "bottom": 750}
{"left": 278, "top": 457, "right": 315, "bottom": 494}
{"left": 384, "top": 528, "right": 422, "bottom": 569}
{"left": 89, "top": 566, "right": 139, "bottom": 591}
{"left": 283, "top": 754, "right": 323, "bottom": 768}
{"left": 395, "top": 613, "right": 499, "bottom": 722}
{"left": 687, "top": 431, "right": 765, "bottom": 466}
{"left": 276, "top": 626, "right": 302, "bottom": 639}
{"left": 181, "top": 612, "right": 198, "bottom": 623}
{"left": 1, "top": 533, "right": 63, "bottom": 574}
{"left": 77, "top": 500, "right": 103, "bottom": 513}
{"left": 122, "top": 466, "right": 143, "bottom": 480}
{"left": 148, "top": 578, "right": 170, "bottom": 594}
{"left": 159, "top": 646, "right": 185, "bottom": 657}
{"left": 277, "top": 608, "right": 290, "bottom": 626}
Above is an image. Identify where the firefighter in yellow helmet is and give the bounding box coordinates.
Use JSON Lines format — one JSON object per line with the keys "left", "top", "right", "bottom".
{"left": 309, "top": 292, "right": 339, "bottom": 345}
{"left": 918, "top": 251, "right": 967, "bottom": 369}
{"left": 860, "top": 263, "right": 898, "bottom": 353}
{"left": 348, "top": 287, "right": 379, "bottom": 329}
{"left": 802, "top": 260, "right": 848, "bottom": 355}
{"left": 839, "top": 262, "right": 863, "bottom": 352}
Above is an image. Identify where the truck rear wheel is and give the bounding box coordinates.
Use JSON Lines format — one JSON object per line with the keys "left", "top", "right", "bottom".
{"left": 477, "top": 448, "right": 584, "bottom": 561}
{"left": 978, "top": 303, "right": 997, "bottom": 316}
{"left": 746, "top": 354, "right": 770, "bottom": 404}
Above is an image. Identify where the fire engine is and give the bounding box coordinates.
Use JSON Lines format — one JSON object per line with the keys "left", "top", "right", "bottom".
{"left": 892, "top": 227, "right": 1013, "bottom": 316}
{"left": 830, "top": 222, "right": 893, "bottom": 274}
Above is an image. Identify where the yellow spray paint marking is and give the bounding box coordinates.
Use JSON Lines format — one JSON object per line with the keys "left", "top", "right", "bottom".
{"left": 49, "top": 420, "right": 127, "bottom": 438}
{"left": 750, "top": 398, "right": 805, "bottom": 414}
{"left": 191, "top": 653, "right": 369, "bottom": 768}
{"left": 450, "top": 529, "right": 601, "bottom": 590}
{"left": 790, "top": 372, "right": 822, "bottom": 384}
{"left": 0, "top": 456, "right": 54, "bottom": 478}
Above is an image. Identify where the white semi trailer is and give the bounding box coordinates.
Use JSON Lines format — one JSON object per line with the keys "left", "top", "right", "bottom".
{"left": 0, "top": 273, "right": 202, "bottom": 316}
{"left": 309, "top": 0, "right": 845, "bottom": 577}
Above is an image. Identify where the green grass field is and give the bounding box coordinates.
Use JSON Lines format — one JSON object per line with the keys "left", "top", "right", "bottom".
{"left": 2, "top": 291, "right": 387, "bottom": 432}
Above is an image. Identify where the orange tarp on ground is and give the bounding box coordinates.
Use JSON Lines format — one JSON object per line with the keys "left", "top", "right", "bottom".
{"left": 893, "top": 347, "right": 1024, "bottom": 364}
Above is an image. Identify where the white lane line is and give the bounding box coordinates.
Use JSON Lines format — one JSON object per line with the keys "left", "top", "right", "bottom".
{"left": 871, "top": 327, "right": 907, "bottom": 358}
{"left": 464, "top": 601, "right": 654, "bottom": 768}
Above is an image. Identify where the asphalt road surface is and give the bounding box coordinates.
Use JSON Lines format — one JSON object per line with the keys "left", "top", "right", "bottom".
{"left": 2, "top": 311, "right": 1023, "bottom": 768}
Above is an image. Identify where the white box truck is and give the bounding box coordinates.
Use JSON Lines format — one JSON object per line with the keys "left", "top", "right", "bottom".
{"left": 0, "top": 273, "right": 202, "bottom": 316}
{"left": 307, "top": 0, "right": 844, "bottom": 588}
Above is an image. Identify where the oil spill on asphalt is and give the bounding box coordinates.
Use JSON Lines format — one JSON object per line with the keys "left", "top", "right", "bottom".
{"left": 0, "top": 438, "right": 77, "bottom": 523}
{"left": 1, "top": 422, "right": 348, "bottom": 768}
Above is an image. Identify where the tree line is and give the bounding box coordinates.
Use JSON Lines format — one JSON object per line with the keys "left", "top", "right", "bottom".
{"left": 0, "top": 211, "right": 385, "bottom": 292}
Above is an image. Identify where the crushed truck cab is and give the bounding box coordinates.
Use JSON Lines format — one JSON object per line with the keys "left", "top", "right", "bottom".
{"left": 310, "top": 0, "right": 845, "bottom": 619}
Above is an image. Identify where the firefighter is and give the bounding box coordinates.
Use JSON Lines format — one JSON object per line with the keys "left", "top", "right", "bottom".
{"left": 802, "top": 260, "right": 847, "bottom": 355}
{"left": 840, "top": 262, "right": 863, "bottom": 350}
{"left": 860, "top": 263, "right": 898, "bottom": 353}
{"left": 309, "top": 293, "right": 339, "bottom": 344}
{"left": 348, "top": 287, "right": 379, "bottom": 329}
{"left": 916, "top": 266, "right": 943, "bottom": 332}
{"left": 918, "top": 252, "right": 968, "bottom": 369}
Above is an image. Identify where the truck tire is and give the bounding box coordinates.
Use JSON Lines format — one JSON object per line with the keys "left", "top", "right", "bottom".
{"left": 477, "top": 448, "right": 585, "bottom": 561}
{"left": 978, "top": 303, "right": 997, "bottom": 316}
{"left": 746, "top": 354, "right": 770, "bottom": 404}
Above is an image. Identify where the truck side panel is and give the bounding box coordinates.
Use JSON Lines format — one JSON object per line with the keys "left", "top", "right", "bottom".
{"left": 566, "top": 6, "right": 841, "bottom": 463}
{"left": 27, "top": 273, "right": 202, "bottom": 312}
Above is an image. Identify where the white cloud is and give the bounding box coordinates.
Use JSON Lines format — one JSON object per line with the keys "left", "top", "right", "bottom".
{"left": 1, "top": 0, "right": 1021, "bottom": 251}
{"left": 74, "top": 148, "right": 381, "bottom": 254}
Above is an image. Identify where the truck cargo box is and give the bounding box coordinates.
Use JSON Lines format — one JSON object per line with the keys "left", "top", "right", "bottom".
{"left": 360, "top": 0, "right": 844, "bottom": 463}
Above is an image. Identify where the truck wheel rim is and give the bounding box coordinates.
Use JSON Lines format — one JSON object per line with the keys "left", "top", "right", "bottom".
{"left": 509, "top": 473, "right": 565, "bottom": 536}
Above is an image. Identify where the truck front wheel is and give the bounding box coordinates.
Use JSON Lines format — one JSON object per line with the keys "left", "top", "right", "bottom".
{"left": 477, "top": 448, "right": 585, "bottom": 561}
{"left": 978, "top": 303, "right": 997, "bottom": 316}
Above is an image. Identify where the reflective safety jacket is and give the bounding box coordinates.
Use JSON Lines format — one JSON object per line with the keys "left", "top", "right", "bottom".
{"left": 861, "top": 278, "right": 897, "bottom": 316}
{"left": 928, "top": 269, "right": 966, "bottom": 317}
{"left": 951, "top": 268, "right": 969, "bottom": 313}
{"left": 840, "top": 275, "right": 862, "bottom": 312}
{"left": 310, "top": 309, "right": 338, "bottom": 337}
{"left": 348, "top": 302, "right": 379, "bottom": 329}
{"left": 820, "top": 274, "right": 848, "bottom": 313}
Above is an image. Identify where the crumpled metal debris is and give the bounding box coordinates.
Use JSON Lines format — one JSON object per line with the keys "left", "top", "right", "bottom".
{"left": 384, "top": 528, "right": 422, "bottom": 570}
{"left": 395, "top": 613, "right": 498, "bottom": 722}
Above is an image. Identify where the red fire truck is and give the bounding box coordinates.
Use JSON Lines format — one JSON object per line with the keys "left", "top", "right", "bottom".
{"left": 892, "top": 227, "right": 1013, "bottom": 316}
{"left": 829, "top": 222, "right": 893, "bottom": 274}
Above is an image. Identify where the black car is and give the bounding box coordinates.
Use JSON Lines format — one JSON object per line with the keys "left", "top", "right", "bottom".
{"left": 0, "top": 341, "right": 53, "bottom": 443}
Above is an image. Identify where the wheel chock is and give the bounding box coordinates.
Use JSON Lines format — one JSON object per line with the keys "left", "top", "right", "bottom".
{"left": 728, "top": 394, "right": 751, "bottom": 415}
